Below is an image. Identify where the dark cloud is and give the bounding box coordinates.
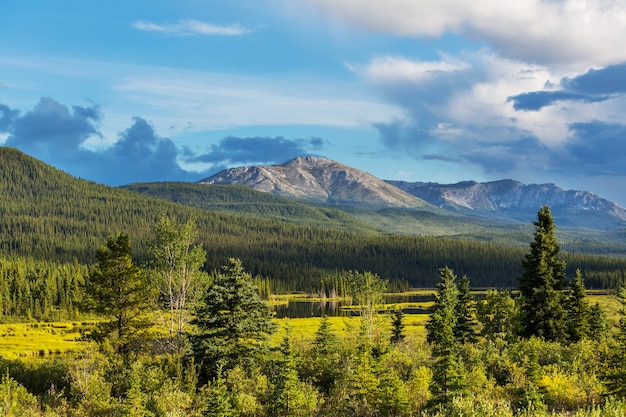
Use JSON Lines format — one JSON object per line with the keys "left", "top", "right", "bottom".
{"left": 510, "top": 62, "right": 626, "bottom": 111}
{"left": 6, "top": 97, "right": 100, "bottom": 157}
{"left": 563, "top": 63, "right": 626, "bottom": 95}
{"left": 0, "top": 104, "right": 19, "bottom": 132}
{"left": 558, "top": 121, "right": 626, "bottom": 175}
{"left": 510, "top": 91, "right": 608, "bottom": 111}
{"left": 1, "top": 99, "right": 201, "bottom": 184}
{"left": 189, "top": 135, "right": 327, "bottom": 165}
{"left": 1, "top": 98, "right": 330, "bottom": 186}
{"left": 463, "top": 136, "right": 550, "bottom": 174}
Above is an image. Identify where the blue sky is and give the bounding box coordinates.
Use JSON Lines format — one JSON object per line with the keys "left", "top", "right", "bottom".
{"left": 2, "top": 1, "right": 626, "bottom": 206}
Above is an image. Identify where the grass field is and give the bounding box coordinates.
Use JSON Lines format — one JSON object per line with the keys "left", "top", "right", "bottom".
{"left": 0, "top": 290, "right": 620, "bottom": 359}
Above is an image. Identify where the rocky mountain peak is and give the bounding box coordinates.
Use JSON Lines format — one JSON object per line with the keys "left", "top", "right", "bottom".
{"left": 199, "top": 157, "right": 430, "bottom": 209}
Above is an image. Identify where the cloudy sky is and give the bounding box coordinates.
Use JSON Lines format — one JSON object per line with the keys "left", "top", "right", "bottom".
{"left": 2, "top": 1, "right": 626, "bottom": 205}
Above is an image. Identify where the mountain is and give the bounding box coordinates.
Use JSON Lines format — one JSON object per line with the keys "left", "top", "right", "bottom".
{"left": 388, "top": 179, "right": 626, "bottom": 229}
{"left": 199, "top": 156, "right": 626, "bottom": 230}
{"left": 199, "top": 156, "right": 432, "bottom": 209}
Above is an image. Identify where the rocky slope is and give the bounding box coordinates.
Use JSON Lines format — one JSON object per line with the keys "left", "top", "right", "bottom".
{"left": 388, "top": 179, "right": 626, "bottom": 225}
{"left": 199, "top": 156, "right": 431, "bottom": 209}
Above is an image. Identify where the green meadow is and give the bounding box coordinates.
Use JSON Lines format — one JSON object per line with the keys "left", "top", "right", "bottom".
{"left": 0, "top": 290, "right": 618, "bottom": 359}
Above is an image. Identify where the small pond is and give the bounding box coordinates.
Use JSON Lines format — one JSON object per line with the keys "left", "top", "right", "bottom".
{"left": 272, "top": 293, "right": 435, "bottom": 319}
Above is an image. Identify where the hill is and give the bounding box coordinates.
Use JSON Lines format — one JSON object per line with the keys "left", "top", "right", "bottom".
{"left": 121, "top": 182, "right": 380, "bottom": 234}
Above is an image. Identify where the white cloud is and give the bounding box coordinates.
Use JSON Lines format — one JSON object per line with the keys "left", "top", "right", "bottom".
{"left": 354, "top": 51, "right": 620, "bottom": 147}
{"left": 133, "top": 19, "right": 251, "bottom": 36}
{"left": 350, "top": 55, "right": 469, "bottom": 84}
{"left": 305, "top": 0, "right": 626, "bottom": 68}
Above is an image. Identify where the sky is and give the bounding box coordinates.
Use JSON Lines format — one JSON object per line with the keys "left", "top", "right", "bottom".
{"left": 2, "top": 1, "right": 626, "bottom": 206}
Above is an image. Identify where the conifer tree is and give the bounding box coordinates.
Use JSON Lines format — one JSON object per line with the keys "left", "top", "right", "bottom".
{"left": 565, "top": 269, "right": 590, "bottom": 342}
{"left": 271, "top": 325, "right": 319, "bottom": 417}
{"left": 454, "top": 275, "right": 478, "bottom": 344}
{"left": 84, "top": 233, "right": 154, "bottom": 354}
{"left": 518, "top": 205, "right": 567, "bottom": 342}
{"left": 390, "top": 310, "right": 406, "bottom": 344}
{"left": 426, "top": 267, "right": 466, "bottom": 406}
{"left": 309, "top": 315, "right": 341, "bottom": 395}
{"left": 190, "top": 258, "right": 276, "bottom": 384}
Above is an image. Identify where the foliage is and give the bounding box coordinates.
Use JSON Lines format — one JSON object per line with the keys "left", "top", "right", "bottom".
{"left": 566, "top": 269, "right": 591, "bottom": 342}
{"left": 148, "top": 216, "right": 209, "bottom": 354}
{"left": 426, "top": 267, "right": 466, "bottom": 406}
{"left": 390, "top": 310, "right": 406, "bottom": 344}
{"left": 83, "top": 233, "right": 154, "bottom": 354}
{"left": 190, "top": 258, "right": 276, "bottom": 383}
{"left": 476, "top": 290, "right": 517, "bottom": 342}
{"left": 454, "top": 275, "right": 479, "bottom": 344}
{"left": 518, "top": 206, "right": 567, "bottom": 342}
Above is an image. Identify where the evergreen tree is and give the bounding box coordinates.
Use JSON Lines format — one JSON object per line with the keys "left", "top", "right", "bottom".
{"left": 565, "top": 269, "right": 590, "bottom": 342}
{"left": 190, "top": 258, "right": 276, "bottom": 384}
{"left": 390, "top": 310, "right": 406, "bottom": 344}
{"left": 203, "top": 369, "right": 235, "bottom": 417}
{"left": 588, "top": 301, "right": 610, "bottom": 341}
{"left": 271, "top": 325, "right": 319, "bottom": 417}
{"left": 518, "top": 205, "right": 567, "bottom": 342}
{"left": 454, "top": 275, "right": 478, "bottom": 344}
{"left": 309, "top": 315, "right": 341, "bottom": 395}
{"left": 602, "top": 286, "right": 626, "bottom": 396}
{"left": 426, "top": 267, "right": 466, "bottom": 406}
{"left": 84, "top": 233, "right": 154, "bottom": 354}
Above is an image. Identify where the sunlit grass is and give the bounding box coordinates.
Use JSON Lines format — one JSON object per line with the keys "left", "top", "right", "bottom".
{"left": 0, "top": 290, "right": 620, "bottom": 358}
{"left": 0, "top": 321, "right": 96, "bottom": 359}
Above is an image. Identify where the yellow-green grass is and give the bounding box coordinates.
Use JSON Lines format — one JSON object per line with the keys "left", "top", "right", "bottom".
{"left": 0, "top": 321, "right": 97, "bottom": 359}
{"left": 0, "top": 291, "right": 620, "bottom": 358}
{"left": 271, "top": 311, "right": 430, "bottom": 346}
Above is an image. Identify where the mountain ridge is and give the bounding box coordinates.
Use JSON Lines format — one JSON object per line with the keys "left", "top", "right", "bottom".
{"left": 200, "top": 156, "right": 626, "bottom": 229}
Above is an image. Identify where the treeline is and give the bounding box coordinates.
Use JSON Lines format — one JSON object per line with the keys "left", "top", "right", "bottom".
{"left": 0, "top": 257, "right": 86, "bottom": 321}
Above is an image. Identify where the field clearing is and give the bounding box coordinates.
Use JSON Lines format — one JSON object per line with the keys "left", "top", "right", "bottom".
{"left": 0, "top": 321, "right": 96, "bottom": 359}
{"left": 0, "top": 290, "right": 620, "bottom": 358}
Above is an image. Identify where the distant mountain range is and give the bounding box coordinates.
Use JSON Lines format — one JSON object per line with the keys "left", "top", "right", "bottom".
{"left": 200, "top": 156, "right": 626, "bottom": 230}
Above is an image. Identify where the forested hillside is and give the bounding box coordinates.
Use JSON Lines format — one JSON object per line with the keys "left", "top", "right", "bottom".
{"left": 1, "top": 147, "right": 626, "bottom": 292}
{"left": 122, "top": 182, "right": 380, "bottom": 233}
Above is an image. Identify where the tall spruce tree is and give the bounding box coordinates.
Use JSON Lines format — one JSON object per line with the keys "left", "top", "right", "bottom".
{"left": 190, "top": 258, "right": 276, "bottom": 384}
{"left": 518, "top": 205, "right": 567, "bottom": 342}
{"left": 454, "top": 275, "right": 478, "bottom": 344}
{"left": 426, "top": 267, "right": 466, "bottom": 406}
{"left": 565, "top": 269, "right": 590, "bottom": 342}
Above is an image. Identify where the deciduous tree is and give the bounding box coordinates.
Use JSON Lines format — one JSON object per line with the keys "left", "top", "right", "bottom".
{"left": 148, "top": 216, "right": 208, "bottom": 354}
